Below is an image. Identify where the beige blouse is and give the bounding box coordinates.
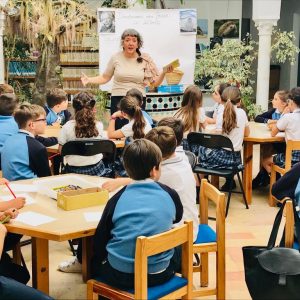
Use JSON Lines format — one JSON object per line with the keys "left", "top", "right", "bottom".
{"left": 104, "top": 51, "right": 159, "bottom": 96}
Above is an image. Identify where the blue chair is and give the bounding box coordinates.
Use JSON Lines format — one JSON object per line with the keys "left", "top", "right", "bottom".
{"left": 193, "top": 179, "right": 226, "bottom": 299}
{"left": 87, "top": 221, "right": 193, "bottom": 300}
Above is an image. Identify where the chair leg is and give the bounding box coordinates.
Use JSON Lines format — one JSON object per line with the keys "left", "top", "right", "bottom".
{"left": 68, "top": 240, "right": 77, "bottom": 256}
{"left": 200, "top": 253, "right": 209, "bottom": 287}
{"left": 225, "top": 177, "right": 234, "bottom": 217}
{"left": 237, "top": 172, "right": 249, "bottom": 210}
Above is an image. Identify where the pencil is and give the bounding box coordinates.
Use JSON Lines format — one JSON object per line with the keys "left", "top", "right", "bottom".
{"left": 0, "top": 215, "right": 11, "bottom": 224}
{"left": 5, "top": 183, "right": 16, "bottom": 199}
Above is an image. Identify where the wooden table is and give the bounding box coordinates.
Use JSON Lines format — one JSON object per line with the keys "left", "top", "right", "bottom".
{"left": 43, "top": 126, "right": 125, "bottom": 154}
{"left": 3, "top": 174, "right": 116, "bottom": 295}
{"left": 243, "top": 122, "right": 284, "bottom": 204}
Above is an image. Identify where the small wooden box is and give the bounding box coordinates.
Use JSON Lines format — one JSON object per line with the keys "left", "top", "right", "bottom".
{"left": 57, "top": 187, "right": 109, "bottom": 211}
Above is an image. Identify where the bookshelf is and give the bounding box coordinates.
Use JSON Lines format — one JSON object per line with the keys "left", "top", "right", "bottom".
{"left": 60, "top": 46, "right": 99, "bottom": 95}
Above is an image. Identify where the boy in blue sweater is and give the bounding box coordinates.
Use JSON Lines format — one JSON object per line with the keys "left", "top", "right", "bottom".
{"left": 59, "top": 140, "right": 183, "bottom": 290}
{"left": 92, "top": 139, "right": 183, "bottom": 289}
{"left": 2, "top": 104, "right": 51, "bottom": 181}
{"left": 45, "top": 88, "right": 71, "bottom": 126}
{"left": 0, "top": 93, "right": 19, "bottom": 167}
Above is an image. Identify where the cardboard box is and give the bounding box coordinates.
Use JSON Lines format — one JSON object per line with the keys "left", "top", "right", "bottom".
{"left": 34, "top": 175, "right": 95, "bottom": 199}
{"left": 57, "top": 187, "right": 109, "bottom": 211}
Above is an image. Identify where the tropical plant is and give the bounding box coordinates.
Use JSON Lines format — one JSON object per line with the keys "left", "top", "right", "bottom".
{"left": 5, "top": 0, "right": 95, "bottom": 105}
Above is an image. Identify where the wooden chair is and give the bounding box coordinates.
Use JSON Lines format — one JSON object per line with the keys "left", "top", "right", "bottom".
{"left": 192, "top": 179, "right": 226, "bottom": 299}
{"left": 87, "top": 221, "right": 193, "bottom": 300}
{"left": 284, "top": 199, "right": 295, "bottom": 248}
{"left": 269, "top": 140, "right": 300, "bottom": 206}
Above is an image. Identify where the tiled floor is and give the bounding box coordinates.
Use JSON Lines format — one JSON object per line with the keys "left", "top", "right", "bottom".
{"left": 18, "top": 145, "right": 282, "bottom": 299}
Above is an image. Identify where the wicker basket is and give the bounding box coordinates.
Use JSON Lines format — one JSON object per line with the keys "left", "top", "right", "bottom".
{"left": 165, "top": 69, "right": 184, "bottom": 85}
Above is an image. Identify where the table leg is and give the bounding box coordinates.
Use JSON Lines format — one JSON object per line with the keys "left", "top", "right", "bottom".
{"left": 243, "top": 142, "right": 253, "bottom": 205}
{"left": 82, "top": 236, "right": 93, "bottom": 282}
{"left": 32, "top": 237, "right": 49, "bottom": 294}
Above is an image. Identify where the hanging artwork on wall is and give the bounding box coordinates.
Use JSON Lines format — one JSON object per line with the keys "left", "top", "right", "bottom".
{"left": 197, "top": 19, "right": 208, "bottom": 38}
{"left": 179, "top": 9, "right": 197, "bottom": 34}
{"left": 214, "top": 19, "right": 239, "bottom": 39}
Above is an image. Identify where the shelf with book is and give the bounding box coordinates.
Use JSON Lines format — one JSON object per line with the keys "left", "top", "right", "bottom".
{"left": 60, "top": 45, "right": 99, "bottom": 95}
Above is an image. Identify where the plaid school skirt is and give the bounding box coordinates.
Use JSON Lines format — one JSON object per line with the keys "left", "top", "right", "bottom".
{"left": 182, "top": 138, "right": 200, "bottom": 155}
{"left": 65, "top": 160, "right": 112, "bottom": 177}
{"left": 198, "top": 146, "right": 243, "bottom": 170}
{"left": 273, "top": 150, "right": 300, "bottom": 168}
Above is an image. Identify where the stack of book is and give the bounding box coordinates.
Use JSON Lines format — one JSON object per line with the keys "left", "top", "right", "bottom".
{"left": 157, "top": 84, "right": 184, "bottom": 93}
{"left": 8, "top": 61, "right": 37, "bottom": 76}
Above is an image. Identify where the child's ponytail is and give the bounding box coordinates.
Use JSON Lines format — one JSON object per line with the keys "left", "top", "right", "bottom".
{"left": 73, "top": 92, "right": 99, "bottom": 138}
{"left": 221, "top": 86, "right": 241, "bottom": 134}
{"left": 120, "top": 96, "right": 146, "bottom": 139}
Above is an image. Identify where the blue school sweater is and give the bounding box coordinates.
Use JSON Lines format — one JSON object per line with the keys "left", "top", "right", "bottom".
{"left": 0, "top": 116, "right": 18, "bottom": 153}
{"left": 44, "top": 105, "right": 71, "bottom": 126}
{"left": 93, "top": 180, "right": 183, "bottom": 274}
{"left": 1, "top": 131, "right": 51, "bottom": 181}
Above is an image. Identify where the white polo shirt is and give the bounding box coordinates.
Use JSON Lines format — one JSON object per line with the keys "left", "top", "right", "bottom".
{"left": 277, "top": 108, "right": 300, "bottom": 141}
{"left": 159, "top": 154, "right": 198, "bottom": 241}
{"left": 120, "top": 119, "right": 152, "bottom": 138}
{"left": 216, "top": 106, "right": 249, "bottom": 151}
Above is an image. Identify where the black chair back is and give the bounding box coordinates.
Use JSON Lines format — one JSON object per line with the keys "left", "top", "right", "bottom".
{"left": 61, "top": 139, "right": 116, "bottom": 161}
{"left": 187, "top": 132, "right": 234, "bottom": 152}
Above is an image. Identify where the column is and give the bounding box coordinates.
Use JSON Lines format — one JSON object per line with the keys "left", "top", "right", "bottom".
{"left": 254, "top": 19, "right": 277, "bottom": 111}
{"left": 0, "top": 8, "right": 5, "bottom": 84}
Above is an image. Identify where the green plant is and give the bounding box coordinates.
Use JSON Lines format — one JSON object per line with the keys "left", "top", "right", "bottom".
{"left": 271, "top": 30, "right": 300, "bottom": 65}
{"left": 92, "top": 89, "right": 110, "bottom": 121}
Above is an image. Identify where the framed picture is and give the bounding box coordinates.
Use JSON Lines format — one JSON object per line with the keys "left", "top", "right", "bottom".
{"left": 214, "top": 19, "right": 239, "bottom": 39}
{"left": 179, "top": 9, "right": 197, "bottom": 34}
{"left": 197, "top": 19, "right": 208, "bottom": 38}
{"left": 98, "top": 10, "right": 116, "bottom": 34}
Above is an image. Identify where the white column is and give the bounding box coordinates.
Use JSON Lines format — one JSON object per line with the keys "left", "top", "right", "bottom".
{"left": 0, "top": 9, "right": 5, "bottom": 84}
{"left": 254, "top": 19, "right": 277, "bottom": 111}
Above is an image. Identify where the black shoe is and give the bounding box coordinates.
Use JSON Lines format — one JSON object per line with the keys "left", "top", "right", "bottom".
{"left": 252, "top": 168, "right": 270, "bottom": 189}
{"left": 220, "top": 179, "right": 236, "bottom": 192}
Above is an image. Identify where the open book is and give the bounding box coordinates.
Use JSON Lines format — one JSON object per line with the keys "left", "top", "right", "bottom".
{"left": 163, "top": 59, "right": 180, "bottom": 73}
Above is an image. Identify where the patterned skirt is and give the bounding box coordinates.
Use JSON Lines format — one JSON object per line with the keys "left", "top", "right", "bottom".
{"left": 273, "top": 150, "right": 300, "bottom": 168}
{"left": 182, "top": 138, "right": 200, "bottom": 155}
{"left": 198, "top": 146, "right": 243, "bottom": 170}
{"left": 65, "top": 160, "right": 112, "bottom": 177}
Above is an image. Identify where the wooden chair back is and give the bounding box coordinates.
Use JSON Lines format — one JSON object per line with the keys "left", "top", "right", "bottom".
{"left": 87, "top": 221, "right": 193, "bottom": 300}
{"left": 269, "top": 140, "right": 300, "bottom": 206}
{"left": 192, "top": 179, "right": 226, "bottom": 299}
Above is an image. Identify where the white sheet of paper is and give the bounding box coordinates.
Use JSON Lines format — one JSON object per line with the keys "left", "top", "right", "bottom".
{"left": 4, "top": 184, "right": 38, "bottom": 193}
{"left": 16, "top": 211, "right": 56, "bottom": 226}
{"left": 84, "top": 212, "right": 102, "bottom": 222}
{"left": 0, "top": 193, "right": 35, "bottom": 205}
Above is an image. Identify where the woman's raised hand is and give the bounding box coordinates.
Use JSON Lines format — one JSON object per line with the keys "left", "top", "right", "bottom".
{"left": 81, "top": 73, "right": 90, "bottom": 87}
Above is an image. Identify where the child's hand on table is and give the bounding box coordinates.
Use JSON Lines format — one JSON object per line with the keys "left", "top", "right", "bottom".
{"left": 8, "top": 197, "right": 26, "bottom": 209}
{"left": 0, "top": 178, "right": 9, "bottom": 185}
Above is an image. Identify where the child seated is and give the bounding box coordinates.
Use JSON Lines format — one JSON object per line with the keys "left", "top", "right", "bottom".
{"left": 270, "top": 87, "right": 300, "bottom": 169}
{"left": 102, "top": 126, "right": 198, "bottom": 241}
{"left": 58, "top": 92, "right": 110, "bottom": 176}
{"left": 173, "top": 85, "right": 206, "bottom": 152}
{"left": 126, "top": 88, "right": 154, "bottom": 126}
{"left": 92, "top": 139, "right": 183, "bottom": 289}
{"left": 0, "top": 94, "right": 19, "bottom": 165}
{"left": 1, "top": 104, "right": 51, "bottom": 181}
{"left": 45, "top": 88, "right": 71, "bottom": 126}
{"left": 107, "top": 95, "right": 152, "bottom": 140}
{"left": 206, "top": 83, "right": 230, "bottom": 125}
{"left": 253, "top": 90, "right": 290, "bottom": 188}
{"left": 59, "top": 140, "right": 183, "bottom": 286}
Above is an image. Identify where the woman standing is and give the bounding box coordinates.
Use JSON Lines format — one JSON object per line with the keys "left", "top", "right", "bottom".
{"left": 81, "top": 28, "right": 172, "bottom": 128}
